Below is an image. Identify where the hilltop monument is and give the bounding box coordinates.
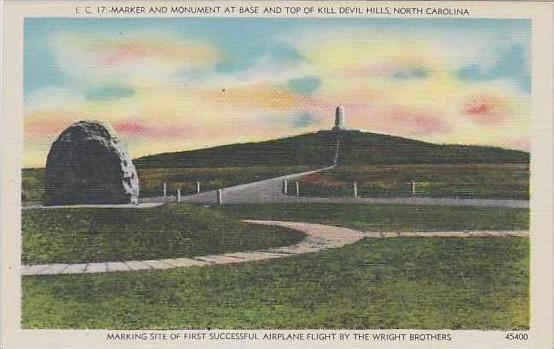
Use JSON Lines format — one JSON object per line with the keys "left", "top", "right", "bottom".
{"left": 45, "top": 120, "right": 139, "bottom": 205}
{"left": 332, "top": 105, "right": 346, "bottom": 131}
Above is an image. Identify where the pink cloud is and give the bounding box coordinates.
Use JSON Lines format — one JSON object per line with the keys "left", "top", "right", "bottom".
{"left": 375, "top": 107, "right": 450, "bottom": 135}
{"left": 112, "top": 119, "right": 192, "bottom": 139}
{"left": 101, "top": 42, "right": 147, "bottom": 65}
{"left": 382, "top": 107, "right": 450, "bottom": 134}
{"left": 327, "top": 102, "right": 449, "bottom": 137}
{"left": 76, "top": 38, "right": 219, "bottom": 68}
{"left": 25, "top": 111, "right": 77, "bottom": 140}
{"left": 25, "top": 116, "right": 194, "bottom": 142}
{"left": 462, "top": 94, "right": 509, "bottom": 125}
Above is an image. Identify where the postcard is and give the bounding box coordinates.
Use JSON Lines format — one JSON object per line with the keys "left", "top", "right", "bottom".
{"left": 1, "top": 1, "right": 552, "bottom": 348}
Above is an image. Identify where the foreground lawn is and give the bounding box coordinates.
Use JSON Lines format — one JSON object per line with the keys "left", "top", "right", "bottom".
{"left": 22, "top": 237, "right": 528, "bottom": 329}
{"left": 216, "top": 204, "right": 529, "bottom": 232}
{"left": 22, "top": 204, "right": 304, "bottom": 264}
{"left": 291, "top": 164, "right": 529, "bottom": 200}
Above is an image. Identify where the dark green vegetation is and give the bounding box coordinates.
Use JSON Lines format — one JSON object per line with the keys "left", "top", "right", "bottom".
{"left": 292, "top": 164, "right": 529, "bottom": 200}
{"left": 217, "top": 204, "right": 529, "bottom": 232}
{"left": 22, "top": 168, "right": 45, "bottom": 204}
{"left": 135, "top": 130, "right": 529, "bottom": 168}
{"left": 23, "top": 130, "right": 529, "bottom": 204}
{"left": 22, "top": 204, "right": 304, "bottom": 264}
{"left": 22, "top": 237, "right": 528, "bottom": 329}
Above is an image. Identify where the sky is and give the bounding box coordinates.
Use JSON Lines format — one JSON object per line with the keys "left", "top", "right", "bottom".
{"left": 24, "top": 18, "right": 530, "bottom": 167}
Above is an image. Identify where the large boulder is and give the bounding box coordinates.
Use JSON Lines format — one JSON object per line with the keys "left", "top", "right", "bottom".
{"left": 45, "top": 120, "right": 139, "bottom": 205}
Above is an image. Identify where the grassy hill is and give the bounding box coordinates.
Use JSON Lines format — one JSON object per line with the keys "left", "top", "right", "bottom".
{"left": 135, "top": 130, "right": 529, "bottom": 168}
{"left": 22, "top": 130, "right": 530, "bottom": 203}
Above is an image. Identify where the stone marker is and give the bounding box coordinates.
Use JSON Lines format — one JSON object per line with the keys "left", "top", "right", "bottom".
{"left": 45, "top": 120, "right": 139, "bottom": 205}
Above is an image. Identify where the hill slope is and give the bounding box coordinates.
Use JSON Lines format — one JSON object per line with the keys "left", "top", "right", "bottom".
{"left": 134, "top": 130, "right": 529, "bottom": 168}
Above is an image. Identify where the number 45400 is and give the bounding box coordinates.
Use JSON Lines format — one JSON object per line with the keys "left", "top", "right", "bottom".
{"left": 505, "top": 332, "right": 528, "bottom": 340}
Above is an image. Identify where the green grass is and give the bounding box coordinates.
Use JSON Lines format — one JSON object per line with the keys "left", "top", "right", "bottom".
{"left": 21, "top": 203, "right": 529, "bottom": 329}
{"left": 292, "top": 164, "right": 529, "bottom": 200}
{"left": 24, "top": 129, "right": 529, "bottom": 204}
{"left": 216, "top": 204, "right": 529, "bottom": 232}
{"left": 135, "top": 129, "right": 529, "bottom": 168}
{"left": 22, "top": 204, "right": 305, "bottom": 264}
{"left": 138, "top": 165, "right": 314, "bottom": 197}
{"left": 22, "top": 237, "right": 528, "bottom": 329}
{"left": 22, "top": 168, "right": 45, "bottom": 204}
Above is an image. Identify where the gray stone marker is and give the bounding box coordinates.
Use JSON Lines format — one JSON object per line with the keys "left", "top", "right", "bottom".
{"left": 45, "top": 120, "right": 139, "bottom": 205}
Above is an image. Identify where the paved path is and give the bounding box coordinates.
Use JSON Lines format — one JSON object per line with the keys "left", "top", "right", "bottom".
{"left": 278, "top": 196, "right": 529, "bottom": 208}
{"left": 174, "top": 190, "right": 528, "bottom": 209}
{"left": 177, "top": 166, "right": 335, "bottom": 204}
{"left": 22, "top": 202, "right": 164, "bottom": 210}
{"left": 363, "top": 230, "right": 529, "bottom": 238}
{"left": 21, "top": 220, "right": 528, "bottom": 276}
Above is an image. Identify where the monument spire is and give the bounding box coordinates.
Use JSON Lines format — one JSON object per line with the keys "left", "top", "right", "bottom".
{"left": 333, "top": 105, "right": 346, "bottom": 131}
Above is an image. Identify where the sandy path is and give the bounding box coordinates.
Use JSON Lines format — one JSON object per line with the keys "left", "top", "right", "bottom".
{"left": 21, "top": 221, "right": 528, "bottom": 276}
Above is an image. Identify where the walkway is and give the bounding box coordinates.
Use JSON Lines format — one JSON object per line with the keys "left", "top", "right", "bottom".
{"left": 277, "top": 196, "right": 529, "bottom": 208}
{"left": 177, "top": 166, "right": 335, "bottom": 204}
{"left": 21, "top": 220, "right": 528, "bottom": 276}
{"left": 22, "top": 202, "right": 163, "bottom": 210}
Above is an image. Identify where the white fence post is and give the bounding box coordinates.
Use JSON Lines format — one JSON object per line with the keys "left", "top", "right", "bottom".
{"left": 283, "top": 179, "right": 288, "bottom": 194}
{"left": 295, "top": 181, "right": 300, "bottom": 196}
{"left": 410, "top": 180, "right": 416, "bottom": 196}
{"left": 217, "top": 189, "right": 223, "bottom": 205}
{"left": 177, "top": 189, "right": 181, "bottom": 203}
{"left": 163, "top": 182, "right": 167, "bottom": 197}
{"left": 196, "top": 181, "right": 201, "bottom": 194}
{"left": 353, "top": 182, "right": 358, "bottom": 198}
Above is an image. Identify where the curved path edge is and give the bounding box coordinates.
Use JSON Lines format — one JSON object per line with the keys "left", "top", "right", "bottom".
{"left": 21, "top": 221, "right": 528, "bottom": 276}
